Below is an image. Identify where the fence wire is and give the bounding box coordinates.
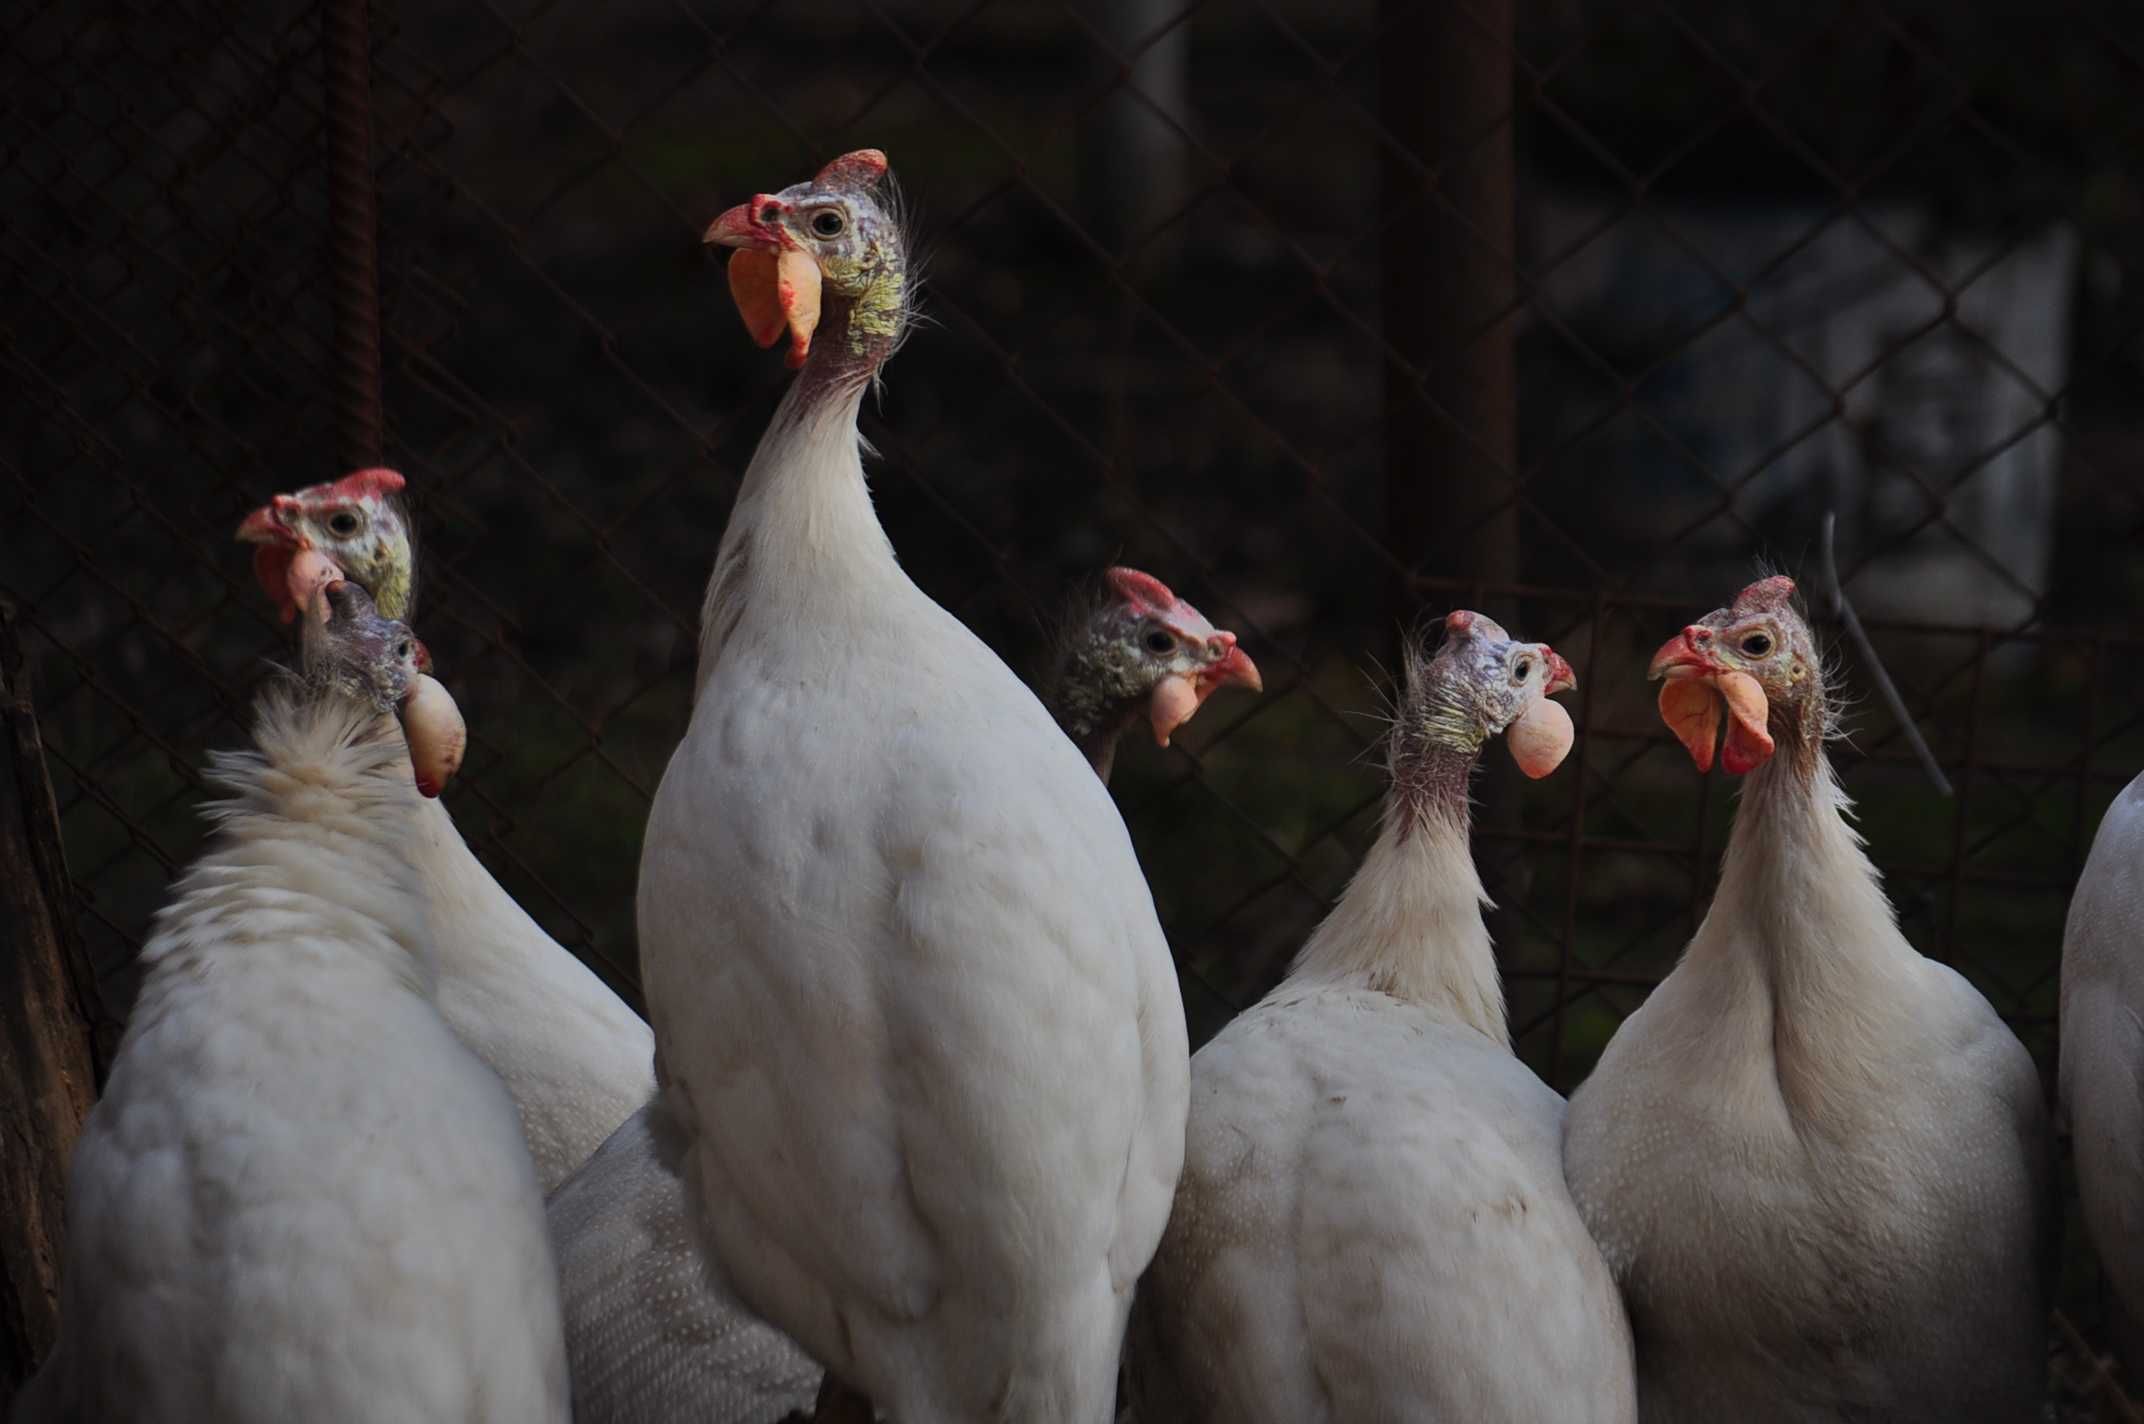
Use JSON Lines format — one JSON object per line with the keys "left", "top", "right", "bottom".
{"left": 6, "top": 0, "right": 2144, "bottom": 1407}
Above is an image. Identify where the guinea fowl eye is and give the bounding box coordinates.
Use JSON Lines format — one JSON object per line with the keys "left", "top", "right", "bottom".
{"left": 395, "top": 641, "right": 411, "bottom": 660}
{"left": 1144, "top": 630, "right": 1175, "bottom": 655}
{"left": 327, "top": 510, "right": 361, "bottom": 537}
{"left": 1741, "top": 632, "right": 1773, "bottom": 657}
{"left": 1514, "top": 659, "right": 1532, "bottom": 683}
{"left": 811, "top": 209, "right": 846, "bottom": 239}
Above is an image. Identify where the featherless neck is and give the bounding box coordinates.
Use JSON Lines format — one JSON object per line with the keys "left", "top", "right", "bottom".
{"left": 792, "top": 275, "right": 905, "bottom": 407}
{"left": 1292, "top": 749, "right": 1507, "bottom": 1043}
{"left": 1389, "top": 681, "right": 1488, "bottom": 838}
{"left": 1041, "top": 652, "right": 1140, "bottom": 785}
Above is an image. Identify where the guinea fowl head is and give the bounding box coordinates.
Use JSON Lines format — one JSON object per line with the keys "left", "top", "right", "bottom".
{"left": 297, "top": 578, "right": 465, "bottom": 798}
{"left": 1649, "top": 574, "right": 1823, "bottom": 777}
{"left": 1046, "top": 568, "right": 1263, "bottom": 772}
{"left": 703, "top": 149, "right": 908, "bottom": 376}
{"left": 301, "top": 579, "right": 423, "bottom": 715}
{"left": 1392, "top": 610, "right": 1577, "bottom": 823}
{"left": 236, "top": 468, "right": 415, "bottom": 624}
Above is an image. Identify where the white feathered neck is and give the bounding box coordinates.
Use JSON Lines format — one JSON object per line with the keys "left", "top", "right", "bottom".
{"left": 1289, "top": 800, "right": 1507, "bottom": 1045}
{"left": 1681, "top": 715, "right": 1925, "bottom": 1126}
{"left": 1694, "top": 719, "right": 1908, "bottom": 985}
{"left": 147, "top": 687, "right": 433, "bottom": 997}
{"left": 697, "top": 371, "right": 897, "bottom": 686}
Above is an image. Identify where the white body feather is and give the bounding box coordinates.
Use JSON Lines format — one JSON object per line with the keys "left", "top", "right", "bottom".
{"left": 1134, "top": 813, "right": 1637, "bottom": 1423}
{"left": 16, "top": 694, "right": 568, "bottom": 1424}
{"left": 1563, "top": 758, "right": 2051, "bottom": 1421}
{"left": 2062, "top": 771, "right": 2144, "bottom": 1362}
{"left": 638, "top": 380, "right": 1188, "bottom": 1423}
{"left": 409, "top": 793, "right": 654, "bottom": 1191}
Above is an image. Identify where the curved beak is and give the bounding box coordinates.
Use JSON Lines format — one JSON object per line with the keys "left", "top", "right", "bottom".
{"left": 1648, "top": 626, "right": 1724, "bottom": 682}
{"left": 1542, "top": 647, "right": 1577, "bottom": 697}
{"left": 1195, "top": 636, "right": 1263, "bottom": 700}
{"left": 703, "top": 197, "right": 781, "bottom": 250}
{"left": 235, "top": 494, "right": 299, "bottom": 546}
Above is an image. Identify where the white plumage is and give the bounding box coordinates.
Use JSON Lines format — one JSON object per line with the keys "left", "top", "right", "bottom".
{"left": 1562, "top": 578, "right": 2051, "bottom": 1421}
{"left": 552, "top": 564, "right": 1256, "bottom": 1424}
{"left": 1132, "top": 613, "right": 1633, "bottom": 1423}
{"left": 408, "top": 793, "right": 655, "bottom": 1190}
{"left": 639, "top": 150, "right": 1187, "bottom": 1422}
{"left": 235, "top": 470, "right": 655, "bottom": 1192}
{"left": 17, "top": 635, "right": 568, "bottom": 1423}
{"left": 2062, "top": 770, "right": 2144, "bottom": 1365}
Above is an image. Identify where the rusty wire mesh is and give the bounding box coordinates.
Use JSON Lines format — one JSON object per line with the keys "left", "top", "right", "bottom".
{"left": 7, "top": 0, "right": 2144, "bottom": 1403}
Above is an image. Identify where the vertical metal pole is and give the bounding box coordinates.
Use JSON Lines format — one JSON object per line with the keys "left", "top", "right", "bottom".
{"left": 325, "top": 0, "right": 383, "bottom": 471}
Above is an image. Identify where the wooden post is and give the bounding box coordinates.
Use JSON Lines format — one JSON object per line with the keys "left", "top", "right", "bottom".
{"left": 325, "top": 0, "right": 384, "bottom": 471}
{"left": 0, "top": 600, "right": 103, "bottom": 1405}
{"left": 1378, "top": 0, "right": 1520, "bottom": 626}
{"left": 1378, "top": 0, "right": 1529, "bottom": 955}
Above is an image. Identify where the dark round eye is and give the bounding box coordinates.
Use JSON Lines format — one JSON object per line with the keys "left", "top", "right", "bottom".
{"left": 1514, "top": 658, "right": 1532, "bottom": 683}
{"left": 811, "top": 209, "right": 846, "bottom": 239}
{"left": 1143, "top": 629, "right": 1175, "bottom": 655}
{"left": 395, "top": 641, "right": 411, "bottom": 660}
{"left": 1741, "top": 632, "right": 1773, "bottom": 657}
{"left": 326, "top": 510, "right": 361, "bottom": 537}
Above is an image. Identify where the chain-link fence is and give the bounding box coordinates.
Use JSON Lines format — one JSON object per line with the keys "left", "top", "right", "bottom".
{"left": 8, "top": 0, "right": 2144, "bottom": 1405}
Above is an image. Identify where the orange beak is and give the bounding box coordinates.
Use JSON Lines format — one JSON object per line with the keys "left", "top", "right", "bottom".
{"left": 1194, "top": 636, "right": 1263, "bottom": 702}
{"left": 1542, "top": 648, "right": 1577, "bottom": 696}
{"left": 702, "top": 197, "right": 781, "bottom": 250}
{"left": 1648, "top": 625, "right": 1724, "bottom": 682}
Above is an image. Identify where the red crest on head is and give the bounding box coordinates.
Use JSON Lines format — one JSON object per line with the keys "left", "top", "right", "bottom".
{"left": 1732, "top": 575, "right": 1798, "bottom": 615}
{"left": 319, "top": 467, "right": 406, "bottom": 503}
{"left": 815, "top": 149, "right": 888, "bottom": 193}
{"left": 1104, "top": 567, "right": 1178, "bottom": 617}
{"left": 1444, "top": 610, "right": 1478, "bottom": 637}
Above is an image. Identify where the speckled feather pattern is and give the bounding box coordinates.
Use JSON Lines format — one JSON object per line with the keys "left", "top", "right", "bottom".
{"left": 2062, "top": 772, "right": 2144, "bottom": 1361}
{"left": 548, "top": 1097, "right": 823, "bottom": 1424}
{"left": 1562, "top": 749, "right": 2052, "bottom": 1421}
{"left": 16, "top": 691, "right": 569, "bottom": 1424}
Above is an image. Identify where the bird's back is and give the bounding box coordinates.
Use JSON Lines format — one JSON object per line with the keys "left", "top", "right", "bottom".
{"left": 642, "top": 578, "right": 1186, "bottom": 1422}
{"left": 1136, "top": 984, "right": 1632, "bottom": 1424}
{"left": 2064, "top": 772, "right": 2144, "bottom": 1349}
{"left": 28, "top": 842, "right": 567, "bottom": 1422}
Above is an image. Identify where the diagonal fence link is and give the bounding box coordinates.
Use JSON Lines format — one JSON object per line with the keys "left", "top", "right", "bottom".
{"left": 9, "top": 0, "right": 2144, "bottom": 1386}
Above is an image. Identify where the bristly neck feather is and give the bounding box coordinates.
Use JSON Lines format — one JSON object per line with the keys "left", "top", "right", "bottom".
{"left": 1288, "top": 676, "right": 1507, "bottom": 1044}
{"left": 695, "top": 285, "right": 905, "bottom": 686}
{"left": 146, "top": 690, "right": 433, "bottom": 997}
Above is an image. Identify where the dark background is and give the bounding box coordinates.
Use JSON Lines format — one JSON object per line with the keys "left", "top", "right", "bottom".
{"left": 6, "top": 0, "right": 2143, "bottom": 1399}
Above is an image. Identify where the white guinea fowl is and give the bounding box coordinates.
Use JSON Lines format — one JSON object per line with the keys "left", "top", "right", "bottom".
{"left": 1562, "top": 576, "right": 2053, "bottom": 1422}
{"left": 550, "top": 565, "right": 1258, "bottom": 1424}
{"left": 637, "top": 148, "right": 1189, "bottom": 1423}
{"left": 237, "top": 469, "right": 655, "bottom": 1192}
{"left": 15, "top": 581, "right": 567, "bottom": 1424}
{"left": 1131, "top": 610, "right": 1633, "bottom": 1424}
{"left": 2061, "top": 770, "right": 2144, "bottom": 1368}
